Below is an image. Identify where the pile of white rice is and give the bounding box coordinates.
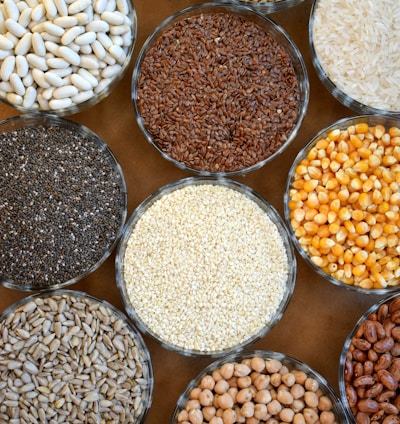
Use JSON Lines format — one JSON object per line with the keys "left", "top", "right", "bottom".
{"left": 312, "top": 0, "right": 400, "bottom": 112}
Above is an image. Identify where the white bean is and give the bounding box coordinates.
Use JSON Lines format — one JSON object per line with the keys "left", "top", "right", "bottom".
{"left": 0, "top": 49, "right": 12, "bottom": 60}
{"left": 27, "top": 53, "right": 48, "bottom": 71}
{"left": 43, "top": 21, "right": 65, "bottom": 37}
{"left": 1, "top": 55, "right": 16, "bottom": 81}
{"left": 46, "top": 57, "right": 70, "bottom": 69}
{"left": 116, "top": 0, "right": 129, "bottom": 15}
{"left": 31, "top": 32, "right": 46, "bottom": 55}
{"left": 68, "top": 0, "right": 91, "bottom": 15}
{"left": 4, "top": 0, "right": 20, "bottom": 21}
{"left": 0, "top": 81, "right": 13, "bottom": 92}
{"left": 50, "top": 67, "right": 72, "bottom": 77}
{"left": 23, "top": 86, "right": 37, "bottom": 108}
{"left": 53, "top": 0, "right": 68, "bottom": 17}
{"left": 10, "top": 73, "right": 26, "bottom": 95}
{"left": 61, "top": 25, "right": 84, "bottom": 45}
{"left": 32, "top": 68, "right": 51, "bottom": 88}
{"left": 70, "top": 72, "right": 92, "bottom": 90}
{"left": 58, "top": 45, "right": 80, "bottom": 66}
{"left": 110, "top": 23, "right": 130, "bottom": 36}
{"left": 53, "top": 84, "right": 78, "bottom": 98}
{"left": 79, "top": 43, "right": 91, "bottom": 54}
{"left": 74, "top": 12, "right": 90, "bottom": 25}
{"left": 42, "top": 0, "right": 58, "bottom": 19}
{"left": 101, "top": 11, "right": 125, "bottom": 26}
{"left": 14, "top": 32, "right": 32, "bottom": 55}
{"left": 6, "top": 92, "right": 23, "bottom": 105}
{"left": 71, "top": 89, "right": 93, "bottom": 104}
{"left": 94, "top": 0, "right": 107, "bottom": 14}
{"left": 96, "top": 32, "right": 112, "bottom": 49}
{"left": 78, "top": 68, "right": 98, "bottom": 87}
{"left": 48, "top": 97, "right": 72, "bottom": 109}
{"left": 104, "top": 0, "right": 116, "bottom": 12}
{"left": 74, "top": 31, "right": 96, "bottom": 45}
{"left": 79, "top": 55, "right": 99, "bottom": 69}
{"left": 22, "top": 70, "right": 33, "bottom": 86}
{"left": 41, "top": 86, "right": 54, "bottom": 100}
{"left": 53, "top": 15, "right": 78, "bottom": 28}
{"left": 18, "top": 7, "right": 32, "bottom": 28}
{"left": 31, "top": 3, "right": 45, "bottom": 21}
{"left": 44, "top": 70, "right": 65, "bottom": 87}
{"left": 91, "top": 39, "right": 106, "bottom": 59}
{"left": 0, "top": 34, "right": 14, "bottom": 50}
{"left": 5, "top": 18, "right": 28, "bottom": 37}
{"left": 94, "top": 77, "right": 110, "bottom": 93}
{"left": 16, "top": 55, "right": 29, "bottom": 77}
{"left": 44, "top": 40, "right": 59, "bottom": 55}
{"left": 86, "top": 19, "right": 109, "bottom": 32}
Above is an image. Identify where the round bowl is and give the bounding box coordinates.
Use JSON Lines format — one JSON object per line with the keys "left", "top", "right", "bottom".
{"left": 116, "top": 177, "right": 296, "bottom": 357}
{"left": 309, "top": 0, "right": 400, "bottom": 118}
{"left": 132, "top": 2, "right": 309, "bottom": 176}
{"left": 216, "top": 0, "right": 306, "bottom": 14}
{"left": 0, "top": 114, "right": 127, "bottom": 291}
{"left": 0, "top": 289, "right": 153, "bottom": 423}
{"left": 0, "top": 0, "right": 137, "bottom": 116}
{"left": 284, "top": 115, "right": 400, "bottom": 294}
{"left": 339, "top": 293, "right": 400, "bottom": 424}
{"left": 171, "top": 350, "right": 349, "bottom": 424}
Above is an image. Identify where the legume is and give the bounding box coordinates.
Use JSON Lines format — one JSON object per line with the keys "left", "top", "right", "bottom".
{"left": 0, "top": 0, "right": 134, "bottom": 112}
{"left": 342, "top": 295, "right": 400, "bottom": 424}
{"left": 136, "top": 11, "right": 301, "bottom": 173}
{"left": 175, "top": 355, "right": 341, "bottom": 424}
{"left": 287, "top": 122, "right": 400, "bottom": 290}
{"left": 0, "top": 120, "right": 126, "bottom": 289}
{"left": 122, "top": 182, "right": 290, "bottom": 353}
{"left": 0, "top": 291, "right": 152, "bottom": 423}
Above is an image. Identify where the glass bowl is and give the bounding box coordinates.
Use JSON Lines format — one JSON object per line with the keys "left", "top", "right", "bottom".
{"left": 216, "top": 0, "right": 306, "bottom": 14}
{"left": 0, "top": 289, "right": 154, "bottom": 423}
{"left": 309, "top": 0, "right": 400, "bottom": 118}
{"left": 0, "top": 0, "right": 137, "bottom": 116}
{"left": 116, "top": 177, "right": 296, "bottom": 357}
{"left": 284, "top": 115, "right": 400, "bottom": 295}
{"left": 171, "top": 350, "right": 349, "bottom": 424}
{"left": 339, "top": 293, "right": 400, "bottom": 424}
{"left": 132, "top": 2, "right": 309, "bottom": 176}
{"left": 0, "top": 114, "right": 127, "bottom": 291}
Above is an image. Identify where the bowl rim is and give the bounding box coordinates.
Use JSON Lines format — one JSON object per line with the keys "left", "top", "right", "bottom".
{"left": 116, "top": 176, "right": 297, "bottom": 357}
{"left": 284, "top": 114, "right": 400, "bottom": 295}
{"left": 131, "top": 1, "right": 310, "bottom": 177}
{"left": 215, "top": 0, "right": 306, "bottom": 14}
{"left": 0, "top": 288, "right": 154, "bottom": 422}
{"left": 0, "top": 113, "right": 128, "bottom": 292}
{"left": 338, "top": 292, "right": 400, "bottom": 424}
{"left": 171, "top": 349, "right": 349, "bottom": 424}
{"left": 308, "top": 0, "right": 400, "bottom": 118}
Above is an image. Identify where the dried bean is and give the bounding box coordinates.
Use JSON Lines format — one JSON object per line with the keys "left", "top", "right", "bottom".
{"left": 136, "top": 11, "right": 301, "bottom": 173}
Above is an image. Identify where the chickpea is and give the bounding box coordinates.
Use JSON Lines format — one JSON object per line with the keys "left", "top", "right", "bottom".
{"left": 185, "top": 399, "right": 200, "bottom": 411}
{"left": 293, "top": 413, "right": 306, "bottom": 424}
{"left": 254, "top": 403, "right": 269, "bottom": 421}
{"left": 199, "top": 389, "right": 214, "bottom": 407}
{"left": 200, "top": 374, "right": 216, "bottom": 390}
{"left": 320, "top": 410, "right": 336, "bottom": 424}
{"left": 270, "top": 373, "right": 282, "bottom": 387}
{"left": 267, "top": 399, "right": 282, "bottom": 415}
{"left": 241, "top": 401, "right": 255, "bottom": 418}
{"left": 234, "top": 363, "right": 252, "bottom": 377}
{"left": 217, "top": 392, "right": 234, "bottom": 410}
{"left": 277, "top": 388, "right": 294, "bottom": 405}
{"left": 189, "top": 387, "right": 201, "bottom": 400}
{"left": 318, "top": 395, "right": 333, "bottom": 411}
{"left": 237, "top": 376, "right": 252, "bottom": 388}
{"left": 227, "top": 376, "right": 238, "bottom": 388}
{"left": 214, "top": 379, "right": 230, "bottom": 394}
{"left": 304, "top": 391, "right": 319, "bottom": 408}
{"left": 253, "top": 373, "right": 270, "bottom": 391}
{"left": 266, "top": 359, "right": 282, "bottom": 374}
{"left": 250, "top": 356, "right": 266, "bottom": 373}
{"left": 177, "top": 409, "right": 189, "bottom": 422}
{"left": 292, "top": 370, "right": 308, "bottom": 385}
{"left": 290, "top": 383, "right": 305, "bottom": 400}
{"left": 234, "top": 406, "right": 246, "bottom": 423}
{"left": 254, "top": 389, "right": 272, "bottom": 404}
{"left": 292, "top": 399, "right": 305, "bottom": 413}
{"left": 236, "top": 387, "right": 253, "bottom": 404}
{"left": 220, "top": 363, "right": 234, "bottom": 380}
{"left": 212, "top": 369, "right": 224, "bottom": 382}
{"left": 209, "top": 417, "right": 223, "bottom": 424}
{"left": 266, "top": 418, "right": 280, "bottom": 424}
{"left": 280, "top": 365, "right": 290, "bottom": 375}
{"left": 227, "top": 387, "right": 238, "bottom": 403}
{"left": 304, "top": 378, "right": 319, "bottom": 392}
{"left": 188, "top": 408, "right": 203, "bottom": 424}
{"left": 203, "top": 406, "right": 217, "bottom": 422}
{"left": 282, "top": 372, "right": 296, "bottom": 387}
{"left": 222, "top": 408, "right": 236, "bottom": 424}
{"left": 245, "top": 417, "right": 260, "bottom": 424}
{"left": 303, "top": 407, "right": 319, "bottom": 424}
{"left": 280, "top": 407, "right": 295, "bottom": 423}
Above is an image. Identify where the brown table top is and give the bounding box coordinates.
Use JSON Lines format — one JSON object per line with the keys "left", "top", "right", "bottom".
{"left": 0, "top": 0, "right": 386, "bottom": 422}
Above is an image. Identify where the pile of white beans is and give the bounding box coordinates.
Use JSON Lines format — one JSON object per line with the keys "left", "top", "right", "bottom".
{"left": 0, "top": 0, "right": 135, "bottom": 112}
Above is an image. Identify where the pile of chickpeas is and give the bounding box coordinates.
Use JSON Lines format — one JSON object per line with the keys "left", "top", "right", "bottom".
{"left": 175, "top": 355, "right": 340, "bottom": 424}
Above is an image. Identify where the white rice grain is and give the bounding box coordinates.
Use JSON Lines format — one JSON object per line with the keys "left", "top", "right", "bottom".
{"left": 312, "top": 0, "right": 400, "bottom": 112}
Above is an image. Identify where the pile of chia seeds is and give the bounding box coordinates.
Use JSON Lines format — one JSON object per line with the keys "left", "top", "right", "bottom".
{"left": 0, "top": 122, "right": 126, "bottom": 289}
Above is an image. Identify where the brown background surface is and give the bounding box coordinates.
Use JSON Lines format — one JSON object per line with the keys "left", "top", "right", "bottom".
{"left": 0, "top": 0, "right": 387, "bottom": 421}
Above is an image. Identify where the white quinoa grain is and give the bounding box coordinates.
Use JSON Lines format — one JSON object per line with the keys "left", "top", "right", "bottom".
{"left": 123, "top": 183, "right": 289, "bottom": 353}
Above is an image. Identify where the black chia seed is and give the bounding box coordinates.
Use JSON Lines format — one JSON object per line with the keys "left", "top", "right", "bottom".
{"left": 0, "top": 123, "right": 126, "bottom": 289}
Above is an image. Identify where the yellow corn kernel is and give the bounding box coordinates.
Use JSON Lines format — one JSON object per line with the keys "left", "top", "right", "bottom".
{"left": 348, "top": 192, "right": 360, "bottom": 204}
{"left": 316, "top": 138, "right": 330, "bottom": 149}
{"left": 382, "top": 169, "right": 394, "bottom": 184}
{"left": 314, "top": 213, "right": 328, "bottom": 225}
{"left": 386, "top": 259, "right": 399, "bottom": 271}
{"left": 355, "top": 235, "right": 369, "bottom": 248}
{"left": 352, "top": 264, "right": 367, "bottom": 277}
{"left": 375, "top": 236, "right": 387, "bottom": 250}
{"left": 383, "top": 224, "right": 399, "bottom": 234}
{"left": 365, "top": 213, "right": 376, "bottom": 226}
{"left": 306, "top": 192, "right": 319, "bottom": 209}
{"left": 328, "top": 222, "right": 340, "bottom": 235}
{"left": 295, "top": 227, "right": 306, "bottom": 238}
{"left": 355, "top": 221, "right": 369, "bottom": 234}
{"left": 295, "top": 164, "right": 308, "bottom": 176}
{"left": 307, "top": 148, "right": 318, "bottom": 160}
{"left": 389, "top": 126, "right": 400, "bottom": 137}
{"left": 327, "top": 129, "right": 340, "bottom": 141}
{"left": 310, "top": 256, "right": 326, "bottom": 268}
{"left": 372, "top": 189, "right": 383, "bottom": 204}
{"left": 378, "top": 202, "right": 390, "bottom": 214}
{"left": 317, "top": 191, "right": 330, "bottom": 205}
{"left": 352, "top": 209, "right": 365, "bottom": 222}
{"left": 329, "top": 160, "right": 341, "bottom": 173}
{"left": 385, "top": 211, "right": 399, "bottom": 221}
{"left": 311, "top": 235, "right": 320, "bottom": 250}
{"left": 335, "top": 169, "right": 350, "bottom": 185}
{"left": 288, "top": 199, "right": 303, "bottom": 210}
{"left": 305, "top": 208, "right": 318, "bottom": 221}
{"left": 299, "top": 236, "right": 312, "bottom": 246}
{"left": 382, "top": 155, "right": 397, "bottom": 167}
{"left": 387, "top": 234, "right": 398, "bottom": 248}
{"left": 355, "top": 123, "right": 369, "bottom": 134}
{"left": 353, "top": 250, "right": 368, "bottom": 264}
{"left": 308, "top": 166, "right": 322, "bottom": 179}
{"left": 303, "top": 179, "right": 318, "bottom": 192}
{"left": 304, "top": 221, "right": 319, "bottom": 235}
{"left": 336, "top": 152, "right": 349, "bottom": 163}
{"left": 292, "top": 208, "right": 305, "bottom": 222}
{"left": 338, "top": 207, "right": 352, "bottom": 221}
{"left": 319, "top": 237, "right": 335, "bottom": 250}
{"left": 359, "top": 278, "right": 374, "bottom": 289}
{"left": 343, "top": 249, "right": 353, "bottom": 263}
{"left": 327, "top": 141, "right": 336, "bottom": 155}
{"left": 335, "top": 227, "right": 348, "bottom": 243}
{"left": 337, "top": 189, "right": 350, "bottom": 203}
{"left": 327, "top": 210, "right": 338, "bottom": 223}
{"left": 327, "top": 263, "right": 338, "bottom": 274}
{"left": 317, "top": 225, "right": 331, "bottom": 238}
{"left": 349, "top": 177, "right": 363, "bottom": 191}
{"left": 365, "top": 252, "right": 377, "bottom": 267}
{"left": 325, "top": 178, "right": 339, "bottom": 190}
{"left": 373, "top": 125, "right": 386, "bottom": 139}
{"left": 362, "top": 178, "right": 374, "bottom": 193}
{"left": 368, "top": 154, "right": 381, "bottom": 168}
{"left": 390, "top": 192, "right": 400, "bottom": 205}
{"left": 292, "top": 180, "right": 305, "bottom": 190}
{"left": 344, "top": 263, "right": 353, "bottom": 278}
{"left": 358, "top": 192, "right": 372, "bottom": 210}
{"left": 331, "top": 243, "right": 344, "bottom": 257}
{"left": 382, "top": 186, "right": 392, "bottom": 201}
{"left": 343, "top": 220, "right": 355, "bottom": 234}
{"left": 358, "top": 147, "right": 372, "bottom": 158}
{"left": 353, "top": 160, "right": 369, "bottom": 173}
{"left": 350, "top": 134, "right": 364, "bottom": 148}
{"left": 332, "top": 269, "right": 345, "bottom": 281}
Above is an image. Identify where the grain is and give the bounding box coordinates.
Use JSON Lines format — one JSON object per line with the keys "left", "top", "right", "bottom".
{"left": 123, "top": 182, "right": 290, "bottom": 353}
{"left": 136, "top": 11, "right": 301, "bottom": 173}
{"left": 0, "top": 120, "right": 126, "bottom": 289}
{"left": 0, "top": 291, "right": 152, "bottom": 423}
{"left": 312, "top": 0, "right": 400, "bottom": 112}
